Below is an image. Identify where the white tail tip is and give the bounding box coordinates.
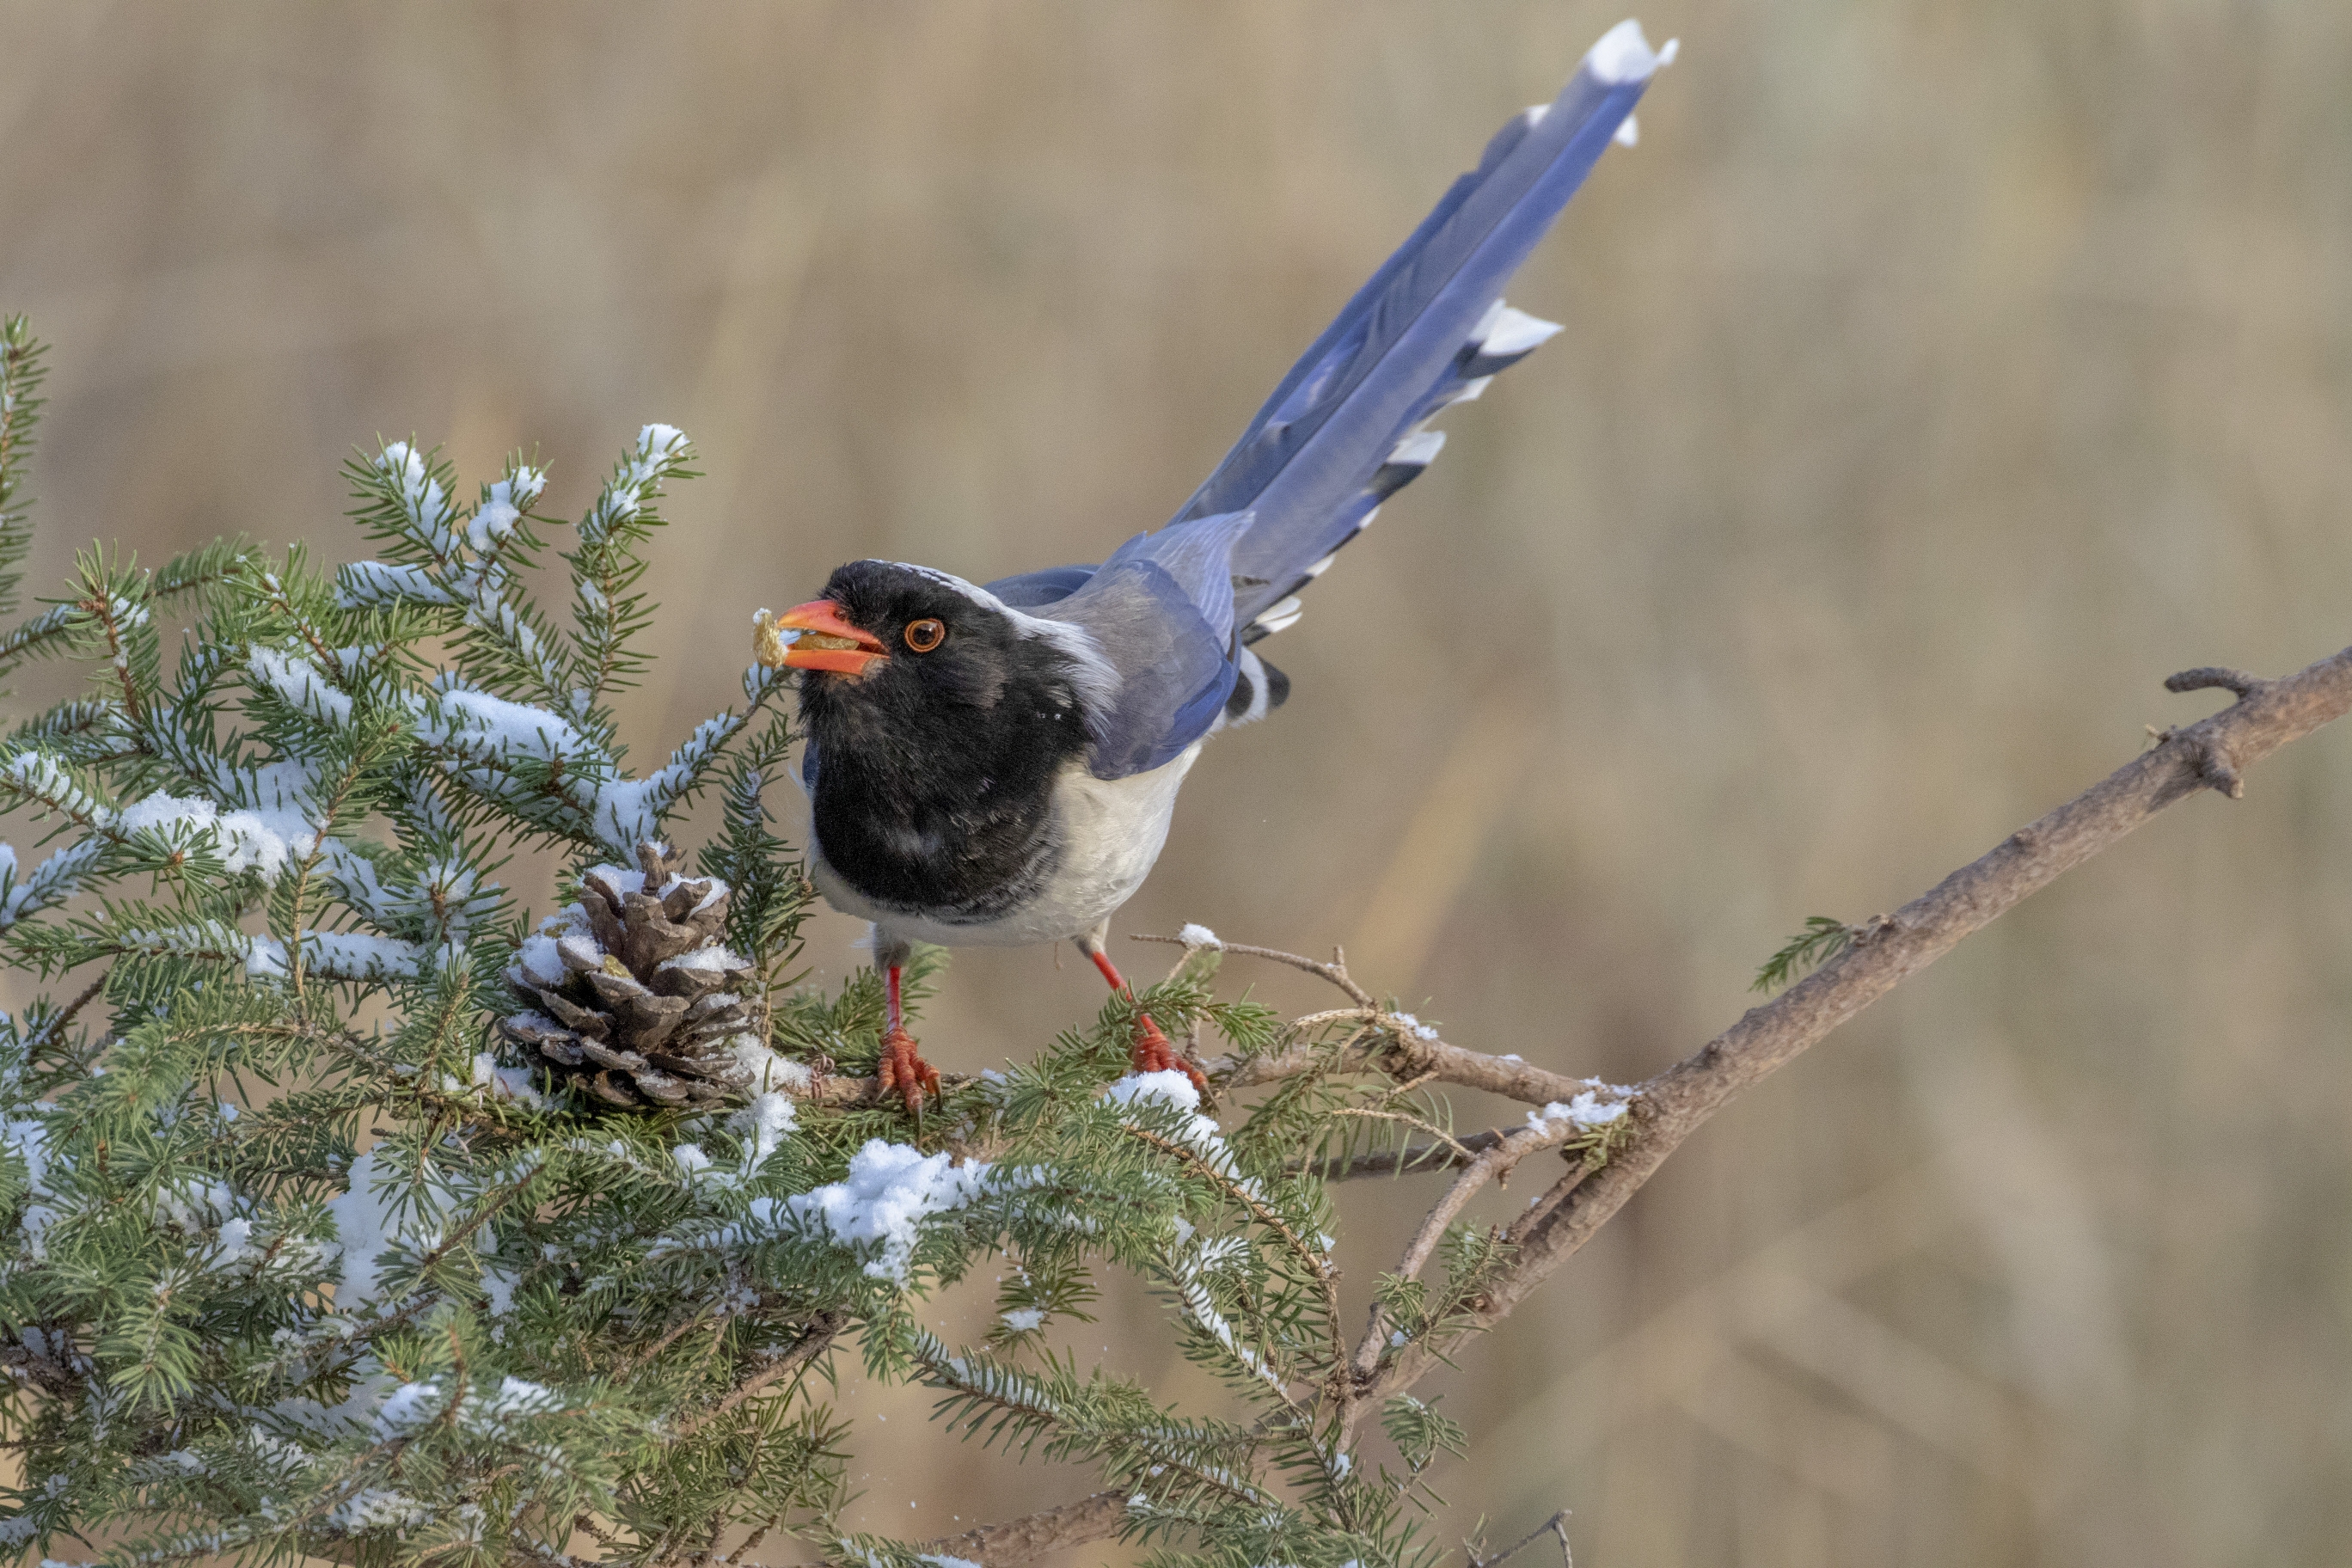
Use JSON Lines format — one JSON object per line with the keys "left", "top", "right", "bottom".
{"left": 1586, "top": 19, "right": 1679, "bottom": 85}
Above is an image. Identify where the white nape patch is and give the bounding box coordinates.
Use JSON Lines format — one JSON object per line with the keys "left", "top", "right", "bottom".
{"left": 1614, "top": 113, "right": 1639, "bottom": 147}
{"left": 1302, "top": 554, "right": 1337, "bottom": 579}
{"left": 1388, "top": 429, "right": 1447, "bottom": 468}
{"left": 1584, "top": 19, "right": 1677, "bottom": 85}
{"left": 1479, "top": 306, "right": 1564, "bottom": 358}
{"left": 1252, "top": 597, "right": 1303, "bottom": 637}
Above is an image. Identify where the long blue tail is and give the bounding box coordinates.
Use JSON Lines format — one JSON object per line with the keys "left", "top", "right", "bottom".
{"left": 1173, "top": 20, "right": 1675, "bottom": 639}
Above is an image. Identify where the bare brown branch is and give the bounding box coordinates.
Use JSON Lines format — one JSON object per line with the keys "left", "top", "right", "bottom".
{"left": 910, "top": 1489, "right": 1129, "bottom": 1567}
{"left": 1207, "top": 1013, "right": 1601, "bottom": 1108}
{"left": 1365, "top": 642, "right": 2352, "bottom": 1405}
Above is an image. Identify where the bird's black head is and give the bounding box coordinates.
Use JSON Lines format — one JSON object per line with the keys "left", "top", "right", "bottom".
{"left": 775, "top": 558, "right": 1100, "bottom": 789}
{"left": 776, "top": 557, "right": 1069, "bottom": 710}
{"left": 768, "top": 560, "right": 1107, "bottom": 913}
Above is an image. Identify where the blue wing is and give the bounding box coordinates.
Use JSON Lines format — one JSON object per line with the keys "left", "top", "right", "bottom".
{"left": 1037, "top": 510, "right": 1253, "bottom": 778}
{"left": 1179, "top": 21, "right": 1670, "bottom": 635}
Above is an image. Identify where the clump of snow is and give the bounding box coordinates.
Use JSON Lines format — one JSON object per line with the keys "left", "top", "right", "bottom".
{"left": 919, "top": 1556, "right": 983, "bottom": 1568}
{"left": 672, "top": 1144, "right": 713, "bottom": 1176}
{"left": 3, "top": 1116, "right": 58, "bottom": 1259}
{"left": 727, "top": 1036, "right": 812, "bottom": 1094}
{"left": 448, "top": 1050, "right": 542, "bottom": 1108}
{"left": 1105, "top": 1069, "right": 1202, "bottom": 1115}
{"left": 426, "top": 684, "right": 588, "bottom": 763}
{"left": 786, "top": 1140, "right": 991, "bottom": 1285}
{"left": 303, "top": 932, "right": 423, "bottom": 983}
{"left": 728, "top": 1092, "right": 797, "bottom": 1171}
{"left": 513, "top": 932, "right": 567, "bottom": 989}
{"left": 1528, "top": 1084, "right": 1634, "bottom": 1133}
{"left": 1000, "top": 1308, "right": 1046, "bottom": 1333}
{"left": 113, "top": 763, "right": 325, "bottom": 880}
{"left": 465, "top": 471, "right": 538, "bottom": 556}
{"left": 1388, "top": 1012, "right": 1441, "bottom": 1042}
{"left": 372, "top": 1380, "right": 445, "bottom": 1437}
{"left": 1104, "top": 1073, "right": 1242, "bottom": 1183}
{"left": 248, "top": 648, "right": 353, "bottom": 725}
{"left": 1584, "top": 19, "right": 1677, "bottom": 84}
{"left": 658, "top": 945, "right": 749, "bottom": 974}
{"left": 1178, "top": 923, "right": 1222, "bottom": 950}
{"left": 338, "top": 560, "right": 452, "bottom": 609}
{"left": 482, "top": 1259, "right": 521, "bottom": 1319}
{"left": 326, "top": 1151, "right": 423, "bottom": 1312}
{"left": 246, "top": 936, "right": 289, "bottom": 980}
{"left": 156, "top": 1178, "right": 258, "bottom": 1271}
{"left": 483, "top": 1375, "right": 561, "bottom": 1418}
{"left": 328, "top": 1488, "right": 432, "bottom": 1532}
{"left": 582, "top": 861, "right": 648, "bottom": 896}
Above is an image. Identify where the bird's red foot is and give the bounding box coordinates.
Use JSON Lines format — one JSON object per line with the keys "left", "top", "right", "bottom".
{"left": 1129, "top": 1012, "right": 1209, "bottom": 1096}
{"left": 878, "top": 1026, "right": 941, "bottom": 1113}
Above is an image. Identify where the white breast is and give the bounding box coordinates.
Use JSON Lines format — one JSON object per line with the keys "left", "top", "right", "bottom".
{"left": 810, "top": 743, "right": 1199, "bottom": 951}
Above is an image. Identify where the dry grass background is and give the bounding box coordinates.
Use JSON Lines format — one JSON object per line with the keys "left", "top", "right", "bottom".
{"left": 4, "top": 2, "right": 2351, "bottom": 1563}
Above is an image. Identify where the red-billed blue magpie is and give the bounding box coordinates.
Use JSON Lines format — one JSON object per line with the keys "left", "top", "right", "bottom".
{"left": 756, "top": 21, "right": 1676, "bottom": 1108}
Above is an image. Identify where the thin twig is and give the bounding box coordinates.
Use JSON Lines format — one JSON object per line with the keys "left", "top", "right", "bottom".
{"left": 1303, "top": 1131, "right": 1506, "bottom": 1179}
{"left": 671, "top": 1313, "right": 844, "bottom": 1438}
{"left": 1133, "top": 934, "right": 1375, "bottom": 1007}
{"left": 22, "top": 969, "right": 109, "bottom": 1055}
{"left": 1325, "top": 1105, "right": 1476, "bottom": 1163}
{"left": 1469, "top": 1508, "right": 1574, "bottom": 1568}
{"left": 1350, "top": 1120, "right": 1578, "bottom": 1387}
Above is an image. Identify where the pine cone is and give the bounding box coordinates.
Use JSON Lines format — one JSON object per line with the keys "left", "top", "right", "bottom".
{"left": 500, "top": 842, "right": 765, "bottom": 1109}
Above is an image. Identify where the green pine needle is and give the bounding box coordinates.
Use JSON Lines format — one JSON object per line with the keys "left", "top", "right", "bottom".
{"left": 1752, "top": 915, "right": 1854, "bottom": 992}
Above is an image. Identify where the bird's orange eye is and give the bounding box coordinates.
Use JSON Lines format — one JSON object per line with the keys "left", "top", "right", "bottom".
{"left": 903, "top": 618, "right": 946, "bottom": 653}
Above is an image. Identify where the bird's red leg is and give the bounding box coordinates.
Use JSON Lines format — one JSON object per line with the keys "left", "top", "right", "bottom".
{"left": 875, "top": 964, "right": 940, "bottom": 1113}
{"left": 1088, "top": 947, "right": 1208, "bottom": 1094}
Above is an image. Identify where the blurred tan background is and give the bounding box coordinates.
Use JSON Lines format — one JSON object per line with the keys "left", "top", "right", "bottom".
{"left": 6, "top": 2, "right": 2352, "bottom": 1563}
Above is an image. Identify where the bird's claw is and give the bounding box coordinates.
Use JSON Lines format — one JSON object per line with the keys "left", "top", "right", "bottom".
{"left": 1129, "top": 1012, "right": 1209, "bottom": 1096}
{"left": 878, "top": 1026, "right": 941, "bottom": 1113}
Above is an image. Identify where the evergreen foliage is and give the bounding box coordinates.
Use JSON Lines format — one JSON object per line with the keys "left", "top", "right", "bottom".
{"left": 1750, "top": 915, "right": 1853, "bottom": 993}
{"left": 0, "top": 323, "right": 1594, "bottom": 1567}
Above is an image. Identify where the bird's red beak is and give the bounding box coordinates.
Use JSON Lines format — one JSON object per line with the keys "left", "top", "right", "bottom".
{"left": 757, "top": 600, "right": 890, "bottom": 676}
